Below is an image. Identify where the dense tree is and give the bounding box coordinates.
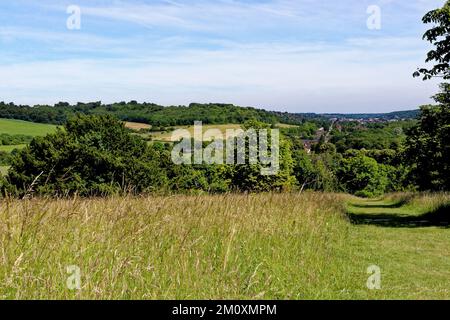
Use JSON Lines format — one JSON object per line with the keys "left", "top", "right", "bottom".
{"left": 7, "top": 115, "right": 169, "bottom": 196}
{"left": 331, "top": 121, "right": 411, "bottom": 153}
{"left": 0, "top": 101, "right": 287, "bottom": 126}
{"left": 407, "top": 0, "right": 450, "bottom": 191}
{"left": 337, "top": 155, "right": 388, "bottom": 197}
{"left": 229, "top": 120, "right": 295, "bottom": 192}
{"left": 292, "top": 149, "right": 317, "bottom": 191}
{"left": 414, "top": 0, "right": 450, "bottom": 80}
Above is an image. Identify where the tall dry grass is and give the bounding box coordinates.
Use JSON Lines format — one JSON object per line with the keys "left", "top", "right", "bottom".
{"left": 0, "top": 192, "right": 353, "bottom": 300}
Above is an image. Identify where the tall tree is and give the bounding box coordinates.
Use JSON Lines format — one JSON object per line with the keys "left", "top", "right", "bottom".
{"left": 414, "top": 1, "right": 450, "bottom": 80}
{"left": 407, "top": 1, "right": 450, "bottom": 191}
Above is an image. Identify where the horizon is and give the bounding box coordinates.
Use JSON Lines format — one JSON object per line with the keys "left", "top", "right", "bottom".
{"left": 0, "top": 99, "right": 422, "bottom": 115}
{"left": 0, "top": 0, "right": 445, "bottom": 113}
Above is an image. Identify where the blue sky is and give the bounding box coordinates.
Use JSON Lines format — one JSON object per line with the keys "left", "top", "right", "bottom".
{"left": 0, "top": 0, "right": 445, "bottom": 113}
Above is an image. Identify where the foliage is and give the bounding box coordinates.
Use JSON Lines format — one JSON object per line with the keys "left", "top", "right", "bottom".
{"left": 280, "top": 122, "right": 319, "bottom": 140}
{"left": 294, "top": 152, "right": 339, "bottom": 192}
{"left": 0, "top": 133, "right": 33, "bottom": 146}
{"left": 6, "top": 115, "right": 169, "bottom": 196}
{"left": 331, "top": 121, "right": 413, "bottom": 153}
{"left": 322, "top": 110, "right": 420, "bottom": 121}
{"left": 0, "top": 101, "right": 288, "bottom": 126}
{"left": 414, "top": 0, "right": 450, "bottom": 80}
{"left": 405, "top": 85, "right": 450, "bottom": 191}
{"left": 406, "top": 1, "right": 450, "bottom": 192}
{"left": 2, "top": 116, "right": 302, "bottom": 196}
{"left": 228, "top": 120, "right": 295, "bottom": 192}
{"left": 337, "top": 155, "right": 388, "bottom": 197}
{"left": 0, "top": 151, "right": 13, "bottom": 166}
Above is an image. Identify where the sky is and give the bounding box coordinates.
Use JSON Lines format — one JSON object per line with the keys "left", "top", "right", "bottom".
{"left": 0, "top": 0, "right": 445, "bottom": 113}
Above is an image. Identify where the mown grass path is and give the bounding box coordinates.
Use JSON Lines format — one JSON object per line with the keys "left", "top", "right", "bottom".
{"left": 346, "top": 197, "right": 450, "bottom": 299}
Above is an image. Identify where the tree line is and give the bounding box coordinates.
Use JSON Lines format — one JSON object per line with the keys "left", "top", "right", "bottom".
{"left": 0, "top": 1, "right": 448, "bottom": 197}
{"left": 0, "top": 101, "right": 321, "bottom": 127}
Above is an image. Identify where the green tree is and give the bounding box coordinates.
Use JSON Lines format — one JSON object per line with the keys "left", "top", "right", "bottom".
{"left": 405, "top": 87, "right": 450, "bottom": 190}
{"left": 229, "top": 120, "right": 295, "bottom": 192}
{"left": 338, "top": 155, "right": 388, "bottom": 197}
{"left": 292, "top": 149, "right": 316, "bottom": 191}
{"left": 413, "top": 0, "right": 450, "bottom": 80}
{"left": 407, "top": 0, "right": 450, "bottom": 191}
{"left": 7, "top": 115, "right": 169, "bottom": 196}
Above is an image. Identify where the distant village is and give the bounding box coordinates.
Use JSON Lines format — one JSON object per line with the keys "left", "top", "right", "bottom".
{"left": 327, "top": 117, "right": 411, "bottom": 124}
{"left": 301, "top": 115, "right": 411, "bottom": 154}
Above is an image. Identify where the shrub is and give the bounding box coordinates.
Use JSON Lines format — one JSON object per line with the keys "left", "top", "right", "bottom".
{"left": 7, "top": 115, "right": 169, "bottom": 196}
{"left": 338, "top": 155, "right": 388, "bottom": 197}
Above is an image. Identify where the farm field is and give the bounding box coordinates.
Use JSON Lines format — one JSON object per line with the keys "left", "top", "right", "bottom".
{"left": 145, "top": 124, "right": 244, "bottom": 142}
{"left": 0, "top": 119, "right": 58, "bottom": 154}
{"left": 0, "top": 119, "right": 295, "bottom": 146}
{"left": 124, "top": 122, "right": 151, "bottom": 131}
{"left": 0, "top": 119, "right": 58, "bottom": 136}
{"left": 0, "top": 145, "right": 26, "bottom": 152}
{"left": 137, "top": 123, "right": 296, "bottom": 142}
{"left": 0, "top": 192, "right": 448, "bottom": 300}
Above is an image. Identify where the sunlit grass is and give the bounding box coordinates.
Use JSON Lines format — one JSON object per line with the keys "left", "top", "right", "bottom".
{"left": 0, "top": 192, "right": 448, "bottom": 300}
{"left": 0, "top": 119, "right": 57, "bottom": 136}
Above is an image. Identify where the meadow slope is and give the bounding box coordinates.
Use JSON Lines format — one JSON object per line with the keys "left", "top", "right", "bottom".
{"left": 0, "top": 192, "right": 448, "bottom": 300}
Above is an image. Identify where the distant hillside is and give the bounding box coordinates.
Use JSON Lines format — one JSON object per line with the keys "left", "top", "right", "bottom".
{"left": 0, "top": 101, "right": 419, "bottom": 126}
{"left": 319, "top": 110, "right": 420, "bottom": 120}
{"left": 0, "top": 101, "right": 324, "bottom": 126}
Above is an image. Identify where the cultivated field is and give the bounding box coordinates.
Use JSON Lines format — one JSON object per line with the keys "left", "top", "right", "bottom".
{"left": 0, "top": 192, "right": 448, "bottom": 300}
{"left": 145, "top": 124, "right": 243, "bottom": 142}
{"left": 136, "top": 123, "right": 297, "bottom": 142}
{"left": 0, "top": 119, "right": 57, "bottom": 136}
{"left": 124, "top": 122, "right": 151, "bottom": 131}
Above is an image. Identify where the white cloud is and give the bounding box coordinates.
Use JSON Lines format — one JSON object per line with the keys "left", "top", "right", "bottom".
{"left": 0, "top": 38, "right": 439, "bottom": 112}
{"left": 0, "top": 0, "right": 444, "bottom": 112}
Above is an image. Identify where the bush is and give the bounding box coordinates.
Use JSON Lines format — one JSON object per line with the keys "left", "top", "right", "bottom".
{"left": 338, "top": 155, "right": 388, "bottom": 197}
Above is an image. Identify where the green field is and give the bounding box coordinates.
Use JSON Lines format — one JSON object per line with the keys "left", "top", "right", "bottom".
{"left": 0, "top": 119, "right": 58, "bottom": 136}
{"left": 0, "top": 192, "right": 448, "bottom": 299}
{"left": 146, "top": 124, "right": 244, "bottom": 142}
{"left": 0, "top": 119, "right": 58, "bottom": 154}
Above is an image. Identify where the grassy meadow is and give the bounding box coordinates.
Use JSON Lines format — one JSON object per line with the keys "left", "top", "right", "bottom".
{"left": 0, "top": 119, "right": 58, "bottom": 154}
{"left": 145, "top": 124, "right": 243, "bottom": 142}
{"left": 0, "top": 145, "right": 26, "bottom": 153}
{"left": 0, "top": 119, "right": 58, "bottom": 136}
{"left": 134, "top": 123, "right": 295, "bottom": 142}
{"left": 0, "top": 192, "right": 448, "bottom": 300}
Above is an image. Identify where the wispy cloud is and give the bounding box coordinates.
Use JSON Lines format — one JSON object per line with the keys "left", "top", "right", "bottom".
{"left": 0, "top": 0, "right": 445, "bottom": 112}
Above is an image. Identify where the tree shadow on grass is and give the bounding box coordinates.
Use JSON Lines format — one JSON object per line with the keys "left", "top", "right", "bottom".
{"left": 350, "top": 195, "right": 415, "bottom": 209}
{"left": 351, "top": 202, "right": 405, "bottom": 209}
{"left": 347, "top": 203, "right": 450, "bottom": 228}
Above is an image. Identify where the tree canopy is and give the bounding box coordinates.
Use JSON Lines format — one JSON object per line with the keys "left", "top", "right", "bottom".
{"left": 414, "top": 0, "right": 450, "bottom": 80}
